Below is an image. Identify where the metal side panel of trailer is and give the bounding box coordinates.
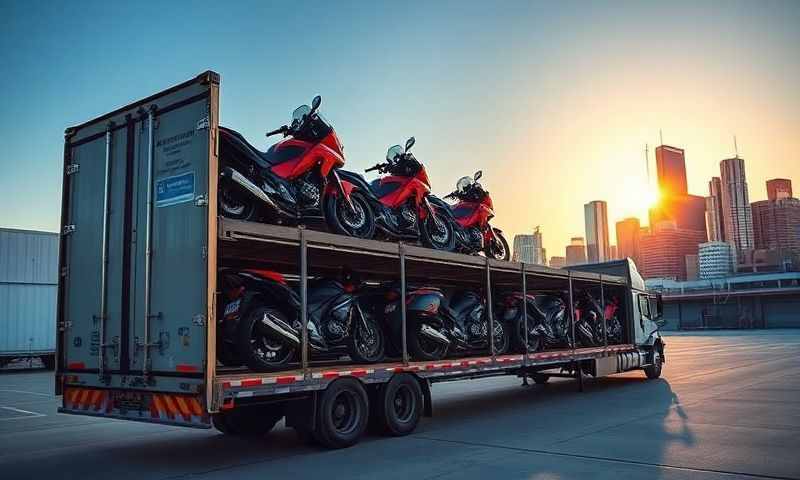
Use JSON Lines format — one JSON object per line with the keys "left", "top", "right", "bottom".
{"left": 57, "top": 71, "right": 220, "bottom": 427}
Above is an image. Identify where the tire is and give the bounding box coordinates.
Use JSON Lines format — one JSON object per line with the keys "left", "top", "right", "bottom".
{"left": 324, "top": 191, "right": 376, "bottom": 239}
{"left": 419, "top": 213, "right": 455, "bottom": 252}
{"left": 219, "top": 182, "right": 256, "bottom": 221}
{"left": 348, "top": 312, "right": 385, "bottom": 364}
{"left": 374, "top": 374, "right": 423, "bottom": 436}
{"left": 491, "top": 320, "right": 510, "bottom": 355}
{"left": 485, "top": 229, "right": 510, "bottom": 261}
{"left": 532, "top": 373, "right": 550, "bottom": 385}
{"left": 644, "top": 348, "right": 663, "bottom": 379}
{"left": 237, "top": 305, "right": 297, "bottom": 372}
{"left": 512, "top": 312, "right": 543, "bottom": 354}
{"left": 407, "top": 322, "right": 448, "bottom": 361}
{"left": 212, "top": 404, "right": 284, "bottom": 436}
{"left": 313, "top": 378, "right": 369, "bottom": 449}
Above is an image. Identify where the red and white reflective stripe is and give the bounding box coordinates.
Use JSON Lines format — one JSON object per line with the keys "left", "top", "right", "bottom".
{"left": 222, "top": 374, "right": 305, "bottom": 389}
{"left": 311, "top": 368, "right": 374, "bottom": 380}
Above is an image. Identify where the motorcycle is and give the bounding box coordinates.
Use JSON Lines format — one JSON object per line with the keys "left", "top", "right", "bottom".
{"left": 575, "top": 291, "right": 623, "bottom": 346}
{"left": 218, "top": 95, "right": 376, "bottom": 239}
{"left": 379, "top": 285, "right": 509, "bottom": 361}
{"left": 497, "top": 292, "right": 572, "bottom": 353}
{"left": 429, "top": 171, "right": 509, "bottom": 260}
{"left": 336, "top": 137, "right": 455, "bottom": 251}
{"left": 219, "top": 268, "right": 385, "bottom": 372}
{"left": 573, "top": 291, "right": 603, "bottom": 347}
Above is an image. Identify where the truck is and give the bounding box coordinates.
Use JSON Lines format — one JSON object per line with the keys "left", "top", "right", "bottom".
{"left": 56, "top": 71, "right": 666, "bottom": 449}
{"left": 1, "top": 228, "right": 58, "bottom": 369}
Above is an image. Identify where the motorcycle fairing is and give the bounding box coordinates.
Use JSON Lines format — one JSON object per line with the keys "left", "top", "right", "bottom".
{"left": 375, "top": 174, "right": 431, "bottom": 210}
{"left": 270, "top": 138, "right": 345, "bottom": 180}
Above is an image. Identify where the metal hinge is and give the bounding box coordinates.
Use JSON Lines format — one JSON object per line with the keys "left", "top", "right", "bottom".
{"left": 66, "top": 164, "right": 80, "bottom": 175}
{"left": 58, "top": 321, "right": 73, "bottom": 330}
{"left": 196, "top": 116, "right": 210, "bottom": 131}
{"left": 61, "top": 266, "right": 69, "bottom": 277}
{"left": 62, "top": 224, "right": 76, "bottom": 236}
{"left": 195, "top": 194, "right": 208, "bottom": 207}
{"left": 192, "top": 314, "right": 207, "bottom": 327}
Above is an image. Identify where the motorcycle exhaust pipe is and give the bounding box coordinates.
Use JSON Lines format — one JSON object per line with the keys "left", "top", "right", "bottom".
{"left": 221, "top": 167, "right": 282, "bottom": 214}
{"left": 419, "top": 324, "right": 451, "bottom": 345}
{"left": 260, "top": 311, "right": 301, "bottom": 346}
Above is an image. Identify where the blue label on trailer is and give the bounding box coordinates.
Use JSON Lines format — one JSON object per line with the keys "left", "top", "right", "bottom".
{"left": 156, "top": 172, "right": 195, "bottom": 207}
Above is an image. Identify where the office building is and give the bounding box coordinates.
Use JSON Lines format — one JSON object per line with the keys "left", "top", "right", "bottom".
{"left": 752, "top": 197, "right": 800, "bottom": 254}
{"left": 707, "top": 177, "right": 725, "bottom": 241}
{"left": 640, "top": 221, "right": 706, "bottom": 280}
{"left": 698, "top": 241, "right": 734, "bottom": 279}
{"left": 512, "top": 227, "right": 546, "bottom": 265}
{"left": 608, "top": 245, "right": 618, "bottom": 260}
{"left": 616, "top": 217, "right": 641, "bottom": 266}
{"left": 766, "top": 178, "right": 792, "bottom": 201}
{"left": 649, "top": 194, "right": 708, "bottom": 237}
{"left": 549, "top": 256, "right": 566, "bottom": 269}
{"left": 565, "top": 237, "right": 587, "bottom": 265}
{"left": 584, "top": 200, "right": 609, "bottom": 263}
{"left": 655, "top": 145, "right": 688, "bottom": 197}
{"left": 720, "top": 157, "right": 754, "bottom": 252}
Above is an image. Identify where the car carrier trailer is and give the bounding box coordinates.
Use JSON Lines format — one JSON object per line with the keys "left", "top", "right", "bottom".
{"left": 56, "top": 71, "right": 666, "bottom": 449}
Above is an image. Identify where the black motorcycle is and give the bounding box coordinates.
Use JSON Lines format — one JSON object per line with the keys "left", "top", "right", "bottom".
{"left": 218, "top": 95, "right": 376, "bottom": 239}
{"left": 219, "top": 269, "right": 385, "bottom": 371}
{"left": 378, "top": 286, "right": 509, "bottom": 361}
{"left": 336, "top": 137, "right": 455, "bottom": 251}
{"left": 497, "top": 292, "right": 573, "bottom": 353}
{"left": 575, "top": 291, "right": 624, "bottom": 346}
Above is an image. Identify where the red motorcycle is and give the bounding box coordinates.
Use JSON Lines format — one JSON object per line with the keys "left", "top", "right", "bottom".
{"left": 337, "top": 137, "right": 455, "bottom": 251}
{"left": 218, "top": 95, "right": 376, "bottom": 239}
{"left": 430, "top": 171, "right": 509, "bottom": 260}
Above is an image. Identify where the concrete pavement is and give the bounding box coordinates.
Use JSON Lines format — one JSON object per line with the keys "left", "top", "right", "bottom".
{"left": 1, "top": 330, "right": 798, "bottom": 480}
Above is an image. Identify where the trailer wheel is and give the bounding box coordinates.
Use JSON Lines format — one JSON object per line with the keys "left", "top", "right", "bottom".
{"left": 212, "top": 404, "right": 285, "bottom": 436}
{"left": 314, "top": 378, "right": 369, "bottom": 449}
{"left": 375, "top": 374, "right": 423, "bottom": 436}
{"left": 644, "top": 349, "right": 663, "bottom": 379}
{"left": 532, "top": 373, "right": 550, "bottom": 385}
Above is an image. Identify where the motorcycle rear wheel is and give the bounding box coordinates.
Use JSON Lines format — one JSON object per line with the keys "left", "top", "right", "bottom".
{"left": 408, "top": 324, "right": 448, "bottom": 361}
{"left": 219, "top": 183, "right": 256, "bottom": 221}
{"left": 237, "top": 305, "right": 297, "bottom": 371}
{"left": 514, "top": 319, "right": 543, "bottom": 353}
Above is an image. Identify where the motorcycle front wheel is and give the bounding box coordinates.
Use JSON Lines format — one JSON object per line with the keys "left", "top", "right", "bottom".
{"left": 485, "top": 229, "right": 510, "bottom": 261}
{"left": 237, "top": 305, "right": 297, "bottom": 371}
{"left": 492, "top": 320, "right": 510, "bottom": 355}
{"left": 420, "top": 214, "right": 455, "bottom": 252}
{"left": 348, "top": 311, "right": 385, "bottom": 363}
{"left": 324, "top": 191, "right": 376, "bottom": 239}
{"left": 514, "top": 318, "right": 543, "bottom": 353}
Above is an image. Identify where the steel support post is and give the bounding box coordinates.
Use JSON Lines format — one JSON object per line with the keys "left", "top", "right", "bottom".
{"left": 399, "top": 243, "right": 409, "bottom": 366}
{"left": 300, "top": 227, "right": 309, "bottom": 379}
{"left": 486, "top": 258, "right": 495, "bottom": 363}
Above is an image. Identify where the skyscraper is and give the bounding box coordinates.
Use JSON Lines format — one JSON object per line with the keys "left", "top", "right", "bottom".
{"left": 766, "top": 178, "right": 792, "bottom": 201}
{"left": 616, "top": 217, "right": 642, "bottom": 267}
{"left": 751, "top": 197, "right": 800, "bottom": 254}
{"left": 549, "top": 256, "right": 566, "bottom": 269}
{"left": 640, "top": 221, "right": 706, "bottom": 280}
{"left": 584, "top": 200, "right": 609, "bottom": 263}
{"left": 655, "top": 145, "right": 688, "bottom": 197}
{"left": 720, "top": 157, "right": 754, "bottom": 252}
{"left": 565, "top": 237, "right": 587, "bottom": 265}
{"left": 512, "top": 226, "right": 546, "bottom": 265}
{"left": 706, "top": 177, "right": 725, "bottom": 241}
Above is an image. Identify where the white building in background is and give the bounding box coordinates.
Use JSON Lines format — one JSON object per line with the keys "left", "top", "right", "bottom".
{"left": 698, "top": 241, "right": 734, "bottom": 279}
{"left": 512, "top": 226, "right": 546, "bottom": 265}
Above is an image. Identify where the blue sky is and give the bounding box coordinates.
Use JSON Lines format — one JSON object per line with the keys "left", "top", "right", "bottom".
{"left": 2, "top": 0, "right": 799, "bottom": 256}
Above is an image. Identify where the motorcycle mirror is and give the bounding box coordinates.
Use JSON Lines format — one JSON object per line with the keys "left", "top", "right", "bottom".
{"left": 474, "top": 170, "right": 483, "bottom": 181}
{"left": 405, "top": 136, "right": 415, "bottom": 152}
{"left": 311, "top": 95, "right": 322, "bottom": 111}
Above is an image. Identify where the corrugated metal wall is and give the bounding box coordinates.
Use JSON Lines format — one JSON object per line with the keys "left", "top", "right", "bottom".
{"left": 0, "top": 228, "right": 59, "bottom": 354}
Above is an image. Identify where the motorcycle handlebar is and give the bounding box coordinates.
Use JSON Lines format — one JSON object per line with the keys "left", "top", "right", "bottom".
{"left": 365, "top": 163, "right": 384, "bottom": 173}
{"left": 266, "top": 125, "right": 288, "bottom": 137}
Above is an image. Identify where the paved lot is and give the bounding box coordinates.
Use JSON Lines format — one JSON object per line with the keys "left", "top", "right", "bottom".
{"left": 1, "top": 330, "right": 799, "bottom": 480}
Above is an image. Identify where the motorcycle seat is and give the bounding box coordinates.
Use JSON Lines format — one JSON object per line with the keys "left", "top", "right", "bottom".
{"left": 220, "top": 126, "right": 302, "bottom": 170}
